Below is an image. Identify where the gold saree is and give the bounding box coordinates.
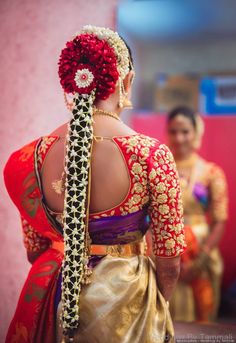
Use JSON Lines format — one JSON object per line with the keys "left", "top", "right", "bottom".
{"left": 56, "top": 255, "right": 174, "bottom": 343}
{"left": 170, "top": 154, "right": 228, "bottom": 322}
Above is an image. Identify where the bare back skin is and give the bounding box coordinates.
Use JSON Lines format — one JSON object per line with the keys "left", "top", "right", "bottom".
{"left": 41, "top": 117, "right": 137, "bottom": 215}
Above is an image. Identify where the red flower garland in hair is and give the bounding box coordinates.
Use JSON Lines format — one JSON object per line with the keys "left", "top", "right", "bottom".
{"left": 58, "top": 33, "right": 119, "bottom": 100}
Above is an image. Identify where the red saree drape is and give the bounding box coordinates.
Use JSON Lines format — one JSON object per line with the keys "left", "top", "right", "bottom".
{"left": 4, "top": 137, "right": 63, "bottom": 343}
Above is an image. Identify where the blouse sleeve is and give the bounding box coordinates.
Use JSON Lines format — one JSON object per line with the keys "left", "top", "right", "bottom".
{"left": 208, "top": 164, "right": 228, "bottom": 222}
{"left": 21, "top": 216, "right": 50, "bottom": 253}
{"left": 148, "top": 143, "right": 186, "bottom": 257}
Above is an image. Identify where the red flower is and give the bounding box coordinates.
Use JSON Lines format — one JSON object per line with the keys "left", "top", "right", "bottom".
{"left": 58, "top": 34, "right": 119, "bottom": 100}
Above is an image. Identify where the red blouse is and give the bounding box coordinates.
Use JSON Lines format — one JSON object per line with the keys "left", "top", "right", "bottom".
{"left": 15, "top": 133, "right": 186, "bottom": 258}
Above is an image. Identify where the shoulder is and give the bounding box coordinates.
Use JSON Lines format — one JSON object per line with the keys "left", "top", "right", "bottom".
{"left": 132, "top": 134, "right": 175, "bottom": 170}
{"left": 116, "top": 133, "right": 160, "bottom": 149}
{"left": 4, "top": 137, "right": 40, "bottom": 169}
{"left": 196, "top": 157, "right": 227, "bottom": 189}
{"left": 115, "top": 133, "right": 163, "bottom": 160}
{"left": 49, "top": 122, "right": 68, "bottom": 137}
{"left": 135, "top": 134, "right": 174, "bottom": 164}
{"left": 3, "top": 123, "right": 67, "bottom": 183}
{"left": 3, "top": 137, "right": 40, "bottom": 197}
{"left": 199, "top": 157, "right": 226, "bottom": 179}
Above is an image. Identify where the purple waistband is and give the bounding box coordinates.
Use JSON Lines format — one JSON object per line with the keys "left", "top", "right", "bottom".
{"left": 88, "top": 207, "right": 149, "bottom": 245}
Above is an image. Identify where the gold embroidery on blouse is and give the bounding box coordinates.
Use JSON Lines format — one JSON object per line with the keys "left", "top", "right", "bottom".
{"left": 37, "top": 136, "right": 58, "bottom": 167}
{"left": 114, "top": 135, "right": 156, "bottom": 216}
{"left": 148, "top": 143, "right": 185, "bottom": 256}
{"left": 92, "top": 210, "right": 116, "bottom": 220}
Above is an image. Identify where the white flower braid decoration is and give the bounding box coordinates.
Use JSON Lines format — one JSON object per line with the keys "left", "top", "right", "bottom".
{"left": 60, "top": 26, "right": 132, "bottom": 341}
{"left": 61, "top": 91, "right": 95, "bottom": 340}
{"left": 80, "top": 25, "right": 130, "bottom": 80}
{"left": 74, "top": 68, "right": 94, "bottom": 89}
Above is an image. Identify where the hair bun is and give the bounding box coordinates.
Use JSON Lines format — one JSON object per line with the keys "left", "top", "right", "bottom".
{"left": 58, "top": 33, "right": 119, "bottom": 100}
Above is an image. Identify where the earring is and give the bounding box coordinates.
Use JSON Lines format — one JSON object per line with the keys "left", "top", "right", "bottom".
{"left": 118, "top": 78, "right": 133, "bottom": 109}
{"left": 123, "top": 98, "right": 133, "bottom": 109}
{"left": 118, "top": 78, "right": 126, "bottom": 108}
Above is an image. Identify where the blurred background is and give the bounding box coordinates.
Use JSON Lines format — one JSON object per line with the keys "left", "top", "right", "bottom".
{"left": 118, "top": 0, "right": 236, "bottom": 326}
{"left": 0, "top": 0, "right": 236, "bottom": 340}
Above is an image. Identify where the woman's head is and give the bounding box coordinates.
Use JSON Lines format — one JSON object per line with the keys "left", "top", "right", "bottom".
{"left": 58, "top": 25, "right": 134, "bottom": 108}
{"left": 167, "top": 106, "right": 200, "bottom": 158}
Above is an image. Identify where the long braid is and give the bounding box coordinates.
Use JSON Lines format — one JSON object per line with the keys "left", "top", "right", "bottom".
{"left": 58, "top": 25, "right": 131, "bottom": 341}
{"left": 61, "top": 92, "right": 95, "bottom": 338}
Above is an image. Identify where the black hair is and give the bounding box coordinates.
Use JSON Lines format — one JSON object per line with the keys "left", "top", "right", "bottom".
{"left": 167, "top": 106, "right": 197, "bottom": 129}
{"left": 120, "top": 36, "right": 134, "bottom": 71}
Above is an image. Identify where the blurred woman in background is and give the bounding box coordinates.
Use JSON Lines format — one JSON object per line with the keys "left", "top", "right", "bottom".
{"left": 167, "top": 106, "right": 228, "bottom": 322}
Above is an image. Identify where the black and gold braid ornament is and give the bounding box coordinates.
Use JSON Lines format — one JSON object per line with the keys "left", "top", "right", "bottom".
{"left": 61, "top": 91, "right": 95, "bottom": 341}
{"left": 58, "top": 25, "right": 132, "bottom": 342}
